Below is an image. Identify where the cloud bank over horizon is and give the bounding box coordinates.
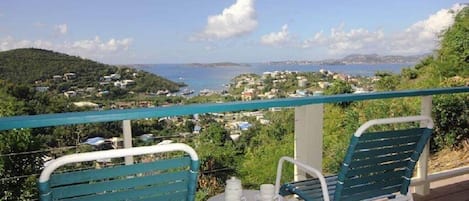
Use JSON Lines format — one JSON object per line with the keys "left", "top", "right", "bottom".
{"left": 295, "top": 3, "right": 467, "bottom": 56}
{"left": 0, "top": 35, "right": 133, "bottom": 61}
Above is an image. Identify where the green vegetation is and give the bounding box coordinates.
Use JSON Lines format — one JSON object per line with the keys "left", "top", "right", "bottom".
{"left": 0, "top": 48, "right": 182, "bottom": 99}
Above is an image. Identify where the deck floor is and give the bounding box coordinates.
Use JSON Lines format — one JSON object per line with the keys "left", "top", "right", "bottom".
{"left": 413, "top": 174, "right": 469, "bottom": 201}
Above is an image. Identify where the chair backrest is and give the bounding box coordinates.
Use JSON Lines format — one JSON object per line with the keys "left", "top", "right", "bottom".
{"left": 38, "top": 143, "right": 199, "bottom": 201}
{"left": 333, "top": 116, "right": 433, "bottom": 201}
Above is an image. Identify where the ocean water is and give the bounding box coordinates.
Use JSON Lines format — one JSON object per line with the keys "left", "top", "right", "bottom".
{"left": 135, "top": 63, "right": 411, "bottom": 94}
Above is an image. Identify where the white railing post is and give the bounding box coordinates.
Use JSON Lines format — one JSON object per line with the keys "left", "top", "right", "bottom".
{"left": 414, "top": 96, "right": 432, "bottom": 195}
{"left": 123, "top": 120, "right": 134, "bottom": 165}
{"left": 294, "top": 104, "right": 323, "bottom": 181}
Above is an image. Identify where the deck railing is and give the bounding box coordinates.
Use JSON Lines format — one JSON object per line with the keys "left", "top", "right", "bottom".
{"left": 1, "top": 87, "right": 469, "bottom": 196}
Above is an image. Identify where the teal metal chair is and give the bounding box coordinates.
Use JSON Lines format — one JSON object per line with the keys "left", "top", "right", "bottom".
{"left": 275, "top": 115, "right": 433, "bottom": 201}
{"left": 38, "top": 143, "right": 199, "bottom": 201}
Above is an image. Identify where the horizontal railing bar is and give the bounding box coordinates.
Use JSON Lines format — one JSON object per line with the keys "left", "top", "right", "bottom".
{"left": 411, "top": 165, "right": 469, "bottom": 186}
{"left": 1, "top": 87, "right": 469, "bottom": 131}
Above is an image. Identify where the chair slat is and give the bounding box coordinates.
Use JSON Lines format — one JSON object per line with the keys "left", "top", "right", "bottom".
{"left": 349, "top": 151, "right": 412, "bottom": 169}
{"left": 133, "top": 190, "right": 187, "bottom": 201}
{"left": 301, "top": 185, "right": 336, "bottom": 200}
{"left": 51, "top": 157, "right": 190, "bottom": 187}
{"left": 342, "top": 177, "right": 402, "bottom": 196}
{"left": 344, "top": 169, "right": 405, "bottom": 187}
{"left": 53, "top": 171, "right": 189, "bottom": 199}
{"left": 352, "top": 144, "right": 415, "bottom": 159}
{"left": 280, "top": 175, "right": 337, "bottom": 199}
{"left": 55, "top": 181, "right": 188, "bottom": 201}
{"left": 347, "top": 160, "right": 409, "bottom": 177}
{"left": 359, "top": 128, "right": 423, "bottom": 141}
{"left": 355, "top": 135, "right": 420, "bottom": 150}
{"left": 296, "top": 178, "right": 337, "bottom": 196}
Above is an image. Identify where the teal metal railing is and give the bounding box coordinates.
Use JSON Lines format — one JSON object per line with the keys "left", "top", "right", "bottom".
{"left": 2, "top": 86, "right": 469, "bottom": 198}
{"left": 1, "top": 87, "right": 469, "bottom": 131}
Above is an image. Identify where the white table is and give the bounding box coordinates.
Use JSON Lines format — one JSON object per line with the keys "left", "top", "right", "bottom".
{"left": 207, "top": 189, "right": 260, "bottom": 201}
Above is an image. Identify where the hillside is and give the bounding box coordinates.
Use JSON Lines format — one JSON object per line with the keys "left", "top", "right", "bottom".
{"left": 0, "top": 48, "right": 182, "bottom": 94}
{"left": 340, "top": 54, "right": 428, "bottom": 64}
{"left": 267, "top": 53, "right": 428, "bottom": 65}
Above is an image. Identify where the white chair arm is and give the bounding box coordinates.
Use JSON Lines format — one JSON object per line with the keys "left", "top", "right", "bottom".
{"left": 275, "top": 156, "right": 330, "bottom": 201}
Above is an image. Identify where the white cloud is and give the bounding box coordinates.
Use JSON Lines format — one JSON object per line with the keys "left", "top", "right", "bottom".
{"left": 260, "top": 24, "right": 292, "bottom": 47}
{"left": 389, "top": 3, "right": 466, "bottom": 54}
{"left": 71, "top": 36, "right": 133, "bottom": 52}
{"left": 54, "top": 24, "right": 68, "bottom": 35}
{"left": 193, "top": 0, "right": 257, "bottom": 40}
{"left": 0, "top": 36, "right": 133, "bottom": 61}
{"left": 302, "top": 3, "right": 466, "bottom": 56}
{"left": 303, "top": 24, "right": 385, "bottom": 54}
{"left": 302, "top": 31, "right": 327, "bottom": 48}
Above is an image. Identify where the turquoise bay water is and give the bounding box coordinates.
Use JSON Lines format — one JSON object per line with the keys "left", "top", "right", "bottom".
{"left": 135, "top": 63, "right": 411, "bottom": 94}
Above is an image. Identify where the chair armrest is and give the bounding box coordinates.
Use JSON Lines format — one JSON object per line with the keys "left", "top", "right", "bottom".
{"left": 275, "top": 156, "right": 330, "bottom": 201}
{"left": 39, "top": 143, "right": 198, "bottom": 183}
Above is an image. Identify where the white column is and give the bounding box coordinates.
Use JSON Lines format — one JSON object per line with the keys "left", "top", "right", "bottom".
{"left": 294, "top": 104, "right": 323, "bottom": 181}
{"left": 123, "top": 120, "right": 134, "bottom": 165}
{"left": 414, "top": 96, "right": 432, "bottom": 195}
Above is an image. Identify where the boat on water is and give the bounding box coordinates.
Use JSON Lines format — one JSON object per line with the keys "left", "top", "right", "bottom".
{"left": 156, "top": 89, "right": 169, "bottom": 95}
{"left": 199, "top": 89, "right": 213, "bottom": 96}
{"left": 181, "top": 88, "right": 194, "bottom": 95}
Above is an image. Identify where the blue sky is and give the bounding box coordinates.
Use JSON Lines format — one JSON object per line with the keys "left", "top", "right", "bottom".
{"left": 0, "top": 0, "right": 466, "bottom": 64}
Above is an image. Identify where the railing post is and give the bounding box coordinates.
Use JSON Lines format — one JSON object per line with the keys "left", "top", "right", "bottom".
{"left": 294, "top": 104, "right": 323, "bottom": 181}
{"left": 123, "top": 120, "right": 134, "bottom": 165}
{"left": 415, "top": 96, "right": 432, "bottom": 195}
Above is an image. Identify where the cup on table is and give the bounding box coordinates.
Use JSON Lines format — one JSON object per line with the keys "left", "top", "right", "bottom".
{"left": 257, "top": 184, "right": 278, "bottom": 201}
{"left": 225, "top": 177, "right": 246, "bottom": 201}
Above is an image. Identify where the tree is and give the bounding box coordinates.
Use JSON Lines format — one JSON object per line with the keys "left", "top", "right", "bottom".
{"left": 402, "top": 67, "right": 418, "bottom": 80}
{"left": 436, "top": 7, "right": 469, "bottom": 77}
{"left": 0, "top": 91, "right": 44, "bottom": 200}
{"left": 432, "top": 94, "right": 469, "bottom": 151}
{"left": 239, "top": 109, "right": 295, "bottom": 188}
{"left": 375, "top": 74, "right": 400, "bottom": 91}
{"left": 325, "top": 80, "right": 353, "bottom": 107}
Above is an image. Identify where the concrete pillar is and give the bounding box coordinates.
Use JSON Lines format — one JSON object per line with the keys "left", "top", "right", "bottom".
{"left": 123, "top": 120, "right": 134, "bottom": 165}
{"left": 415, "top": 96, "right": 432, "bottom": 195}
{"left": 294, "top": 104, "right": 324, "bottom": 181}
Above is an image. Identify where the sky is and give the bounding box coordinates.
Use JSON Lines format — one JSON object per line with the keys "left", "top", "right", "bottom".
{"left": 0, "top": 0, "right": 466, "bottom": 64}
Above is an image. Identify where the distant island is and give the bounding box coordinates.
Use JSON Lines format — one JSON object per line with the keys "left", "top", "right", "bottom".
{"left": 188, "top": 62, "right": 250, "bottom": 67}
{"left": 267, "top": 53, "right": 430, "bottom": 65}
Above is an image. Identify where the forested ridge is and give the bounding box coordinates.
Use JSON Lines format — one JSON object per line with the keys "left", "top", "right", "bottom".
{"left": 0, "top": 48, "right": 182, "bottom": 94}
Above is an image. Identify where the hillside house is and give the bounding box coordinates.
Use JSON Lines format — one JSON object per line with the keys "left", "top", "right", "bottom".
{"left": 298, "top": 78, "right": 308, "bottom": 87}
{"left": 318, "top": 81, "right": 331, "bottom": 89}
{"left": 52, "top": 75, "right": 63, "bottom": 81}
{"left": 73, "top": 101, "right": 99, "bottom": 109}
{"left": 122, "top": 79, "right": 136, "bottom": 86}
{"left": 241, "top": 88, "right": 256, "bottom": 101}
{"left": 35, "top": 86, "right": 49, "bottom": 92}
{"left": 64, "top": 73, "right": 77, "bottom": 80}
{"left": 64, "top": 91, "right": 77, "bottom": 98}
{"left": 333, "top": 73, "right": 349, "bottom": 81}
{"left": 110, "top": 73, "right": 121, "bottom": 80}
{"left": 103, "top": 76, "right": 112, "bottom": 82}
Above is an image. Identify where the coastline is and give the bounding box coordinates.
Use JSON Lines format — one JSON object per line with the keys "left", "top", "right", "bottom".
{"left": 134, "top": 63, "right": 410, "bottom": 94}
